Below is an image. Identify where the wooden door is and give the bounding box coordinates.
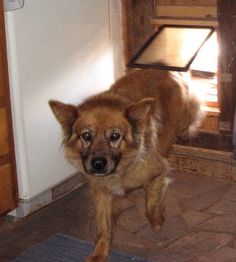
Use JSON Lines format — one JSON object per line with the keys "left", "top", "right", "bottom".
{"left": 218, "top": 0, "right": 236, "bottom": 133}
{"left": 0, "top": 0, "right": 18, "bottom": 215}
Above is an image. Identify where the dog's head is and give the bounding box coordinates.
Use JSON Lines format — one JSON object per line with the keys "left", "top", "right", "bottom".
{"left": 49, "top": 96, "right": 155, "bottom": 177}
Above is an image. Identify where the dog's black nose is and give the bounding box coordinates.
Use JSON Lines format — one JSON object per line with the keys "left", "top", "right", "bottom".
{"left": 91, "top": 157, "right": 107, "bottom": 173}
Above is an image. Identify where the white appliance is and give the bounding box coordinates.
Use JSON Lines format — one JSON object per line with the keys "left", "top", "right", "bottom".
{"left": 4, "top": 0, "right": 114, "bottom": 215}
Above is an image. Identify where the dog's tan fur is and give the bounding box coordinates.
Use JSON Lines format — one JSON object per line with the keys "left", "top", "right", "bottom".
{"left": 49, "top": 69, "right": 202, "bottom": 262}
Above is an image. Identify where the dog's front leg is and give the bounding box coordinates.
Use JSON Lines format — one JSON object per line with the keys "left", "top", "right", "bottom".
{"left": 86, "top": 189, "right": 113, "bottom": 262}
{"left": 145, "top": 175, "right": 168, "bottom": 231}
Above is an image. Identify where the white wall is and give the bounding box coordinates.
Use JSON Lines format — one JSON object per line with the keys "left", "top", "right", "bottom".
{"left": 5, "top": 0, "right": 114, "bottom": 200}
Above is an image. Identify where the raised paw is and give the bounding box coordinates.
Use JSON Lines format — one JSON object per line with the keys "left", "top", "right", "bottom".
{"left": 148, "top": 210, "right": 165, "bottom": 232}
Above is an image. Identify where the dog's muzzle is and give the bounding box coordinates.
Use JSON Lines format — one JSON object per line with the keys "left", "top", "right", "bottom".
{"left": 83, "top": 154, "right": 121, "bottom": 177}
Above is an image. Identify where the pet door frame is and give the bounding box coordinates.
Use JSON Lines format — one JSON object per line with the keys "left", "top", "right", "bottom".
{"left": 128, "top": 24, "right": 215, "bottom": 72}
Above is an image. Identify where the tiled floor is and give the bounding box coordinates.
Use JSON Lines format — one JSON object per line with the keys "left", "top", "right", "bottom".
{"left": 1, "top": 171, "right": 236, "bottom": 261}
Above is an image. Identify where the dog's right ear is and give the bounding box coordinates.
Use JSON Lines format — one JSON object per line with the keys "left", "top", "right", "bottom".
{"left": 125, "top": 98, "right": 155, "bottom": 124}
{"left": 49, "top": 100, "right": 79, "bottom": 138}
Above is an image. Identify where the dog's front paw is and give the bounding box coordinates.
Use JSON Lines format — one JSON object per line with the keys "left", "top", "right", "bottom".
{"left": 153, "top": 223, "right": 162, "bottom": 232}
{"left": 85, "top": 253, "right": 108, "bottom": 262}
{"left": 148, "top": 212, "right": 165, "bottom": 232}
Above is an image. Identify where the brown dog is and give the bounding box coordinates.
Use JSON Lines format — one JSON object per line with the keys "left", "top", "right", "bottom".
{"left": 49, "top": 69, "right": 202, "bottom": 262}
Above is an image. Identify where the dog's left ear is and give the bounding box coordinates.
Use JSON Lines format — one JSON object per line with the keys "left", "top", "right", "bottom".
{"left": 125, "top": 98, "right": 155, "bottom": 123}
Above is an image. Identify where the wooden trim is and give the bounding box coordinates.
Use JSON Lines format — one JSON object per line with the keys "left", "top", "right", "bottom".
{"left": 0, "top": 154, "right": 11, "bottom": 167}
{"left": 0, "top": 96, "right": 5, "bottom": 108}
{"left": 157, "top": 0, "right": 217, "bottom": 6}
{"left": 121, "top": 0, "right": 133, "bottom": 68}
{"left": 217, "top": 0, "right": 236, "bottom": 133}
{"left": 121, "top": 0, "right": 156, "bottom": 68}
{"left": 0, "top": 0, "right": 18, "bottom": 207}
{"left": 156, "top": 6, "right": 217, "bottom": 18}
{"left": 151, "top": 18, "right": 218, "bottom": 26}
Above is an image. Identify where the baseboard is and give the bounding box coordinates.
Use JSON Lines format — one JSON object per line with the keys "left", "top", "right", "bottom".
{"left": 7, "top": 172, "right": 85, "bottom": 220}
{"left": 169, "top": 145, "right": 236, "bottom": 182}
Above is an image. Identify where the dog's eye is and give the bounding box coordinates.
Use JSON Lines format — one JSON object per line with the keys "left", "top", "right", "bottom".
{"left": 109, "top": 132, "right": 121, "bottom": 142}
{"left": 81, "top": 132, "right": 92, "bottom": 142}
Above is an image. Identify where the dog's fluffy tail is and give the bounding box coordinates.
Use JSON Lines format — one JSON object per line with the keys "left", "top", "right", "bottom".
{"left": 187, "top": 95, "right": 205, "bottom": 137}
{"left": 178, "top": 78, "right": 205, "bottom": 139}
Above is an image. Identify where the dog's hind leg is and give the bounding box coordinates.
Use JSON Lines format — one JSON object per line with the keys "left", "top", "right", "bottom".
{"left": 158, "top": 115, "right": 180, "bottom": 158}
{"left": 86, "top": 190, "right": 113, "bottom": 262}
{"left": 145, "top": 175, "right": 169, "bottom": 231}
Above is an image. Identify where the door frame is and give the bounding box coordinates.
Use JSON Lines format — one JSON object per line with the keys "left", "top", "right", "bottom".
{"left": 0, "top": 0, "right": 18, "bottom": 215}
